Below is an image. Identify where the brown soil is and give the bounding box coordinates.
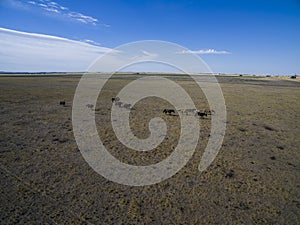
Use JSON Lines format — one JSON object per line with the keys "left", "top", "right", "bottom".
{"left": 0, "top": 74, "right": 299, "bottom": 224}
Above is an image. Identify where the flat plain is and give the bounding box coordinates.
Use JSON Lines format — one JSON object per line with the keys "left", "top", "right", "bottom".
{"left": 0, "top": 74, "right": 299, "bottom": 224}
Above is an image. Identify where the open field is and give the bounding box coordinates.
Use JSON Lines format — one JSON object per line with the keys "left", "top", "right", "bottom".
{"left": 0, "top": 74, "right": 299, "bottom": 224}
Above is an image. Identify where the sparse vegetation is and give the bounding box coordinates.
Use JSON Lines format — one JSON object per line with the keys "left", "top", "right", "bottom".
{"left": 0, "top": 74, "right": 299, "bottom": 224}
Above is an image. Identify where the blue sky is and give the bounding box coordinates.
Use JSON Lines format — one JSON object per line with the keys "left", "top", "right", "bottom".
{"left": 0, "top": 0, "right": 299, "bottom": 74}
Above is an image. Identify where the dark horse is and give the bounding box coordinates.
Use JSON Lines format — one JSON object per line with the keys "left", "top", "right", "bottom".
{"left": 111, "top": 97, "right": 120, "bottom": 103}
{"left": 163, "top": 109, "right": 175, "bottom": 115}
{"left": 59, "top": 101, "right": 66, "bottom": 106}
{"left": 195, "top": 111, "right": 208, "bottom": 118}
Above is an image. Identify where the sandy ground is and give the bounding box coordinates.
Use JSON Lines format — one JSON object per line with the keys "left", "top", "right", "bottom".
{"left": 0, "top": 74, "right": 299, "bottom": 224}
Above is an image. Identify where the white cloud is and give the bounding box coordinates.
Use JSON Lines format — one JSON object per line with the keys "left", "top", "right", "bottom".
{"left": 44, "top": 7, "right": 59, "bottom": 13}
{"left": 67, "top": 12, "right": 98, "bottom": 25}
{"left": 142, "top": 50, "right": 158, "bottom": 58}
{"left": 0, "top": 27, "right": 217, "bottom": 73}
{"left": 0, "top": 27, "right": 114, "bottom": 72}
{"left": 16, "top": 0, "right": 109, "bottom": 26}
{"left": 82, "top": 39, "right": 101, "bottom": 46}
{"left": 38, "top": 3, "right": 47, "bottom": 7}
{"left": 131, "top": 50, "right": 158, "bottom": 61}
{"left": 180, "top": 49, "right": 231, "bottom": 55}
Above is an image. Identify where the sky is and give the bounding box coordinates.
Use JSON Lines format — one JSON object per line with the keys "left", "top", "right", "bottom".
{"left": 0, "top": 0, "right": 299, "bottom": 74}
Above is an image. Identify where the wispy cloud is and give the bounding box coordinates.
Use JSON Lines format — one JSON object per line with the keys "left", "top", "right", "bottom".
{"left": 180, "top": 49, "right": 231, "bottom": 55}
{"left": 82, "top": 39, "right": 102, "bottom": 46}
{"left": 131, "top": 50, "right": 158, "bottom": 61}
{"left": 67, "top": 12, "right": 98, "bottom": 25}
{"left": 0, "top": 27, "right": 113, "bottom": 72}
{"left": 10, "top": 0, "right": 109, "bottom": 26}
{"left": 27, "top": 0, "right": 100, "bottom": 25}
{"left": 141, "top": 50, "right": 158, "bottom": 58}
{"left": 0, "top": 27, "right": 222, "bottom": 73}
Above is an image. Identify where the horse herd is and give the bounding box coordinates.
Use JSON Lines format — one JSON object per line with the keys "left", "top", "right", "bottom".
{"left": 163, "top": 108, "right": 214, "bottom": 118}
{"left": 111, "top": 97, "right": 134, "bottom": 110}
{"left": 81, "top": 97, "right": 214, "bottom": 119}
{"left": 111, "top": 97, "right": 215, "bottom": 119}
{"left": 61, "top": 97, "right": 215, "bottom": 119}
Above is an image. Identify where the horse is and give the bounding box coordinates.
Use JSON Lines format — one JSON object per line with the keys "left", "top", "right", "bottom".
{"left": 115, "top": 101, "right": 123, "bottom": 107}
{"left": 206, "top": 109, "right": 215, "bottom": 115}
{"left": 185, "top": 109, "right": 197, "bottom": 115}
{"left": 195, "top": 111, "right": 208, "bottom": 118}
{"left": 163, "top": 109, "right": 175, "bottom": 115}
{"left": 112, "top": 97, "right": 120, "bottom": 103}
{"left": 123, "top": 103, "right": 133, "bottom": 110}
{"left": 86, "top": 104, "right": 94, "bottom": 109}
